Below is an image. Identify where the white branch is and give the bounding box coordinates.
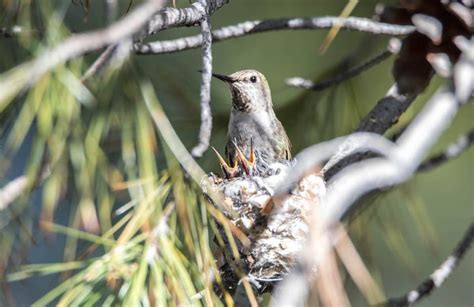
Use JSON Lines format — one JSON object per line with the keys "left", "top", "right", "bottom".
{"left": 272, "top": 85, "right": 461, "bottom": 306}
{"left": 135, "top": 17, "right": 414, "bottom": 54}
{"left": 191, "top": 0, "right": 213, "bottom": 158}
{"left": 274, "top": 132, "right": 396, "bottom": 199}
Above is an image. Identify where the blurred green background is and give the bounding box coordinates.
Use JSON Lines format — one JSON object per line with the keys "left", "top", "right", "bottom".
{"left": 1, "top": 0, "right": 473, "bottom": 306}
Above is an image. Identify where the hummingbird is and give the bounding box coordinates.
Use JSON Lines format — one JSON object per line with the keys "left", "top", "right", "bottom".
{"left": 211, "top": 69, "right": 291, "bottom": 178}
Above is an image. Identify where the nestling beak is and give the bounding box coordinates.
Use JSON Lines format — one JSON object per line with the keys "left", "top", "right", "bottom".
{"left": 211, "top": 73, "right": 235, "bottom": 83}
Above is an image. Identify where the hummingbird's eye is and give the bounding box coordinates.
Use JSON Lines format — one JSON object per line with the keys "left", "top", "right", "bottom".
{"left": 250, "top": 76, "right": 257, "bottom": 83}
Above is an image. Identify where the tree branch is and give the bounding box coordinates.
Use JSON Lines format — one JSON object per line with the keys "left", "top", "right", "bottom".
{"left": 275, "top": 133, "right": 396, "bottom": 197}
{"left": 191, "top": 0, "right": 213, "bottom": 158}
{"left": 134, "top": 17, "right": 414, "bottom": 54}
{"left": 286, "top": 49, "right": 392, "bottom": 91}
{"left": 80, "top": 44, "right": 119, "bottom": 82}
{"left": 142, "top": 0, "right": 229, "bottom": 37}
{"left": 418, "top": 128, "right": 474, "bottom": 172}
{"left": 356, "top": 84, "right": 417, "bottom": 134}
{"left": 324, "top": 87, "right": 460, "bottom": 223}
{"left": 382, "top": 223, "right": 474, "bottom": 307}
{"left": 81, "top": 0, "right": 231, "bottom": 82}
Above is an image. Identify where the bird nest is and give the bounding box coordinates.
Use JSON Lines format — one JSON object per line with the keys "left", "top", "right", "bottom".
{"left": 203, "top": 160, "right": 326, "bottom": 293}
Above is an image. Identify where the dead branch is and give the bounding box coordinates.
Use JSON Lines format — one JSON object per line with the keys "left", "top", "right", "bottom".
{"left": 191, "top": 0, "right": 214, "bottom": 158}
{"left": 142, "top": 0, "right": 229, "bottom": 37}
{"left": 134, "top": 17, "right": 414, "bottom": 54}
{"left": 382, "top": 223, "right": 474, "bottom": 307}
{"left": 418, "top": 128, "right": 474, "bottom": 172}
{"left": 286, "top": 49, "right": 392, "bottom": 91}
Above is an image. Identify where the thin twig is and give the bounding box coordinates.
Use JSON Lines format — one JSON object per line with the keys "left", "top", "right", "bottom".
{"left": 80, "top": 44, "right": 118, "bottom": 82}
{"left": 324, "top": 87, "right": 460, "bottom": 223}
{"left": 418, "top": 128, "right": 474, "bottom": 172}
{"left": 286, "top": 49, "right": 392, "bottom": 91}
{"left": 81, "top": 0, "right": 120, "bottom": 83}
{"left": 382, "top": 223, "right": 474, "bottom": 307}
{"left": 134, "top": 17, "right": 414, "bottom": 54}
{"left": 191, "top": 0, "right": 213, "bottom": 158}
{"left": 83, "top": 0, "right": 230, "bottom": 82}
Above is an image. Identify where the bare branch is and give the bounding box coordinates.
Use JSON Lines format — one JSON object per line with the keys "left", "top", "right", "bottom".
{"left": 356, "top": 84, "right": 417, "bottom": 134}
{"left": 191, "top": 0, "right": 213, "bottom": 158}
{"left": 320, "top": 133, "right": 396, "bottom": 175}
{"left": 81, "top": 39, "right": 133, "bottom": 82}
{"left": 82, "top": 0, "right": 231, "bottom": 82}
{"left": 418, "top": 128, "right": 474, "bottom": 172}
{"left": 324, "top": 87, "right": 459, "bottom": 223}
{"left": 134, "top": 17, "right": 414, "bottom": 54}
{"left": 382, "top": 223, "right": 474, "bottom": 307}
{"left": 80, "top": 45, "right": 118, "bottom": 82}
{"left": 142, "top": 0, "right": 229, "bottom": 37}
{"left": 286, "top": 49, "right": 392, "bottom": 91}
{"left": 274, "top": 133, "right": 396, "bottom": 197}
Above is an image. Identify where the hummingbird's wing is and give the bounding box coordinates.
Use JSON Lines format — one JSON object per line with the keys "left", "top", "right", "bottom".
{"left": 273, "top": 119, "right": 292, "bottom": 160}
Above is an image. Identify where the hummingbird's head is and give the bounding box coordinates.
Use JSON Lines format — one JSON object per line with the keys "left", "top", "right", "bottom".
{"left": 212, "top": 69, "right": 272, "bottom": 113}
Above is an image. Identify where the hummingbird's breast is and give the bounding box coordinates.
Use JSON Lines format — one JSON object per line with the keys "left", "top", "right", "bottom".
{"left": 227, "top": 110, "right": 290, "bottom": 163}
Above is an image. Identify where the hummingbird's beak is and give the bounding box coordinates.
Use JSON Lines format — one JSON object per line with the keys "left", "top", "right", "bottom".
{"left": 211, "top": 73, "right": 235, "bottom": 83}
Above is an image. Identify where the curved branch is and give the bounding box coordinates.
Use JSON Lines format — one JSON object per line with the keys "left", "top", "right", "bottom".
{"left": 142, "top": 0, "right": 229, "bottom": 36}
{"left": 80, "top": 44, "right": 119, "bottom": 82}
{"left": 134, "top": 17, "right": 414, "bottom": 54}
{"left": 286, "top": 50, "right": 392, "bottom": 91}
{"left": 191, "top": 0, "right": 213, "bottom": 158}
{"left": 81, "top": 0, "right": 231, "bottom": 81}
{"left": 324, "top": 88, "right": 459, "bottom": 223}
{"left": 382, "top": 223, "right": 474, "bottom": 307}
{"left": 418, "top": 128, "right": 474, "bottom": 172}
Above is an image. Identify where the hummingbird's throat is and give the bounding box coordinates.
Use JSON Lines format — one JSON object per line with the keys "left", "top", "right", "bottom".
{"left": 232, "top": 97, "right": 251, "bottom": 112}
{"left": 231, "top": 87, "right": 252, "bottom": 112}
